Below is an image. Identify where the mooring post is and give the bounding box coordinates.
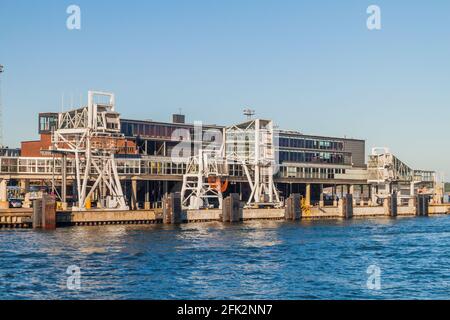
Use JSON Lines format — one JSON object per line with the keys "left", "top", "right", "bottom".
{"left": 222, "top": 193, "right": 240, "bottom": 223}
{"left": 171, "top": 192, "right": 182, "bottom": 224}
{"left": 32, "top": 195, "right": 56, "bottom": 230}
{"left": 285, "top": 194, "right": 301, "bottom": 221}
{"left": 416, "top": 195, "right": 429, "bottom": 217}
{"left": 389, "top": 193, "right": 398, "bottom": 217}
{"left": 162, "top": 193, "right": 171, "bottom": 224}
{"left": 42, "top": 194, "right": 56, "bottom": 230}
{"left": 32, "top": 199, "right": 43, "bottom": 229}
{"left": 343, "top": 194, "right": 353, "bottom": 219}
{"left": 162, "top": 193, "right": 183, "bottom": 224}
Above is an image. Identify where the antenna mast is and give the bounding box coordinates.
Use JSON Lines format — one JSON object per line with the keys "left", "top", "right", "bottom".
{"left": 243, "top": 108, "right": 255, "bottom": 120}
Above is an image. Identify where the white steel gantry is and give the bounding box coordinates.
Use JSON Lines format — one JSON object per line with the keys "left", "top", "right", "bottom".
{"left": 224, "top": 119, "right": 282, "bottom": 208}
{"left": 181, "top": 148, "right": 227, "bottom": 209}
{"left": 180, "top": 118, "right": 282, "bottom": 209}
{"left": 52, "top": 91, "right": 128, "bottom": 211}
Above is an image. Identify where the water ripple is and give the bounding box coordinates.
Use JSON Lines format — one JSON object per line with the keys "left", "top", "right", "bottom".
{"left": 0, "top": 216, "right": 449, "bottom": 299}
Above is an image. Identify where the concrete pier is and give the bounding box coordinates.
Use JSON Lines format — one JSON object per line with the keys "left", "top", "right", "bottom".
{"left": 0, "top": 191, "right": 449, "bottom": 229}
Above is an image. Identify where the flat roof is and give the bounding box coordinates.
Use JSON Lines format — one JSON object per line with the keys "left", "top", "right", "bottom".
{"left": 120, "top": 118, "right": 365, "bottom": 142}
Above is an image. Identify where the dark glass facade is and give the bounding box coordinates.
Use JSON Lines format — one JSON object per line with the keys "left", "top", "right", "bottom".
{"left": 120, "top": 119, "right": 362, "bottom": 167}
{"left": 38, "top": 113, "right": 58, "bottom": 134}
{"left": 278, "top": 134, "right": 351, "bottom": 165}
{"left": 121, "top": 119, "right": 221, "bottom": 141}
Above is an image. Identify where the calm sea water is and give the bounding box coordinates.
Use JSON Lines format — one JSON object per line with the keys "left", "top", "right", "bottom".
{"left": 0, "top": 216, "right": 449, "bottom": 300}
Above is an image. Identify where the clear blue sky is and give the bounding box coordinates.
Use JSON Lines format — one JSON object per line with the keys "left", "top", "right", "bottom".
{"left": 1, "top": 0, "right": 449, "bottom": 178}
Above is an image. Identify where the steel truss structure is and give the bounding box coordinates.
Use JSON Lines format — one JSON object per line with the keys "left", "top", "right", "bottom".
{"left": 52, "top": 91, "right": 128, "bottom": 211}
{"left": 181, "top": 118, "right": 282, "bottom": 209}
{"left": 367, "top": 147, "right": 436, "bottom": 198}
{"left": 224, "top": 119, "right": 281, "bottom": 208}
{"left": 181, "top": 149, "right": 227, "bottom": 209}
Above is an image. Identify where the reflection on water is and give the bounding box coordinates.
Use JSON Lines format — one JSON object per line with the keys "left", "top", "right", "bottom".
{"left": 0, "top": 216, "right": 449, "bottom": 299}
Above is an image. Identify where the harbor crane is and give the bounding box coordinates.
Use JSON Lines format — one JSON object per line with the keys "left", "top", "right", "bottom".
{"left": 181, "top": 118, "right": 282, "bottom": 209}
{"left": 52, "top": 91, "right": 129, "bottom": 211}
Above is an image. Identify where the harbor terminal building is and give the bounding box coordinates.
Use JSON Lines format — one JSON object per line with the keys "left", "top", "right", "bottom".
{"left": 0, "top": 91, "right": 437, "bottom": 211}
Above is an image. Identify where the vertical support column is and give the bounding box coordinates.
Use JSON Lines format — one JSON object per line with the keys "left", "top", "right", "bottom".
{"left": 360, "top": 185, "right": 365, "bottom": 206}
{"left": 319, "top": 184, "right": 324, "bottom": 207}
{"left": 131, "top": 178, "right": 138, "bottom": 210}
{"left": 305, "top": 183, "right": 311, "bottom": 207}
{"left": 19, "top": 179, "right": 29, "bottom": 194}
{"left": 408, "top": 196, "right": 415, "bottom": 209}
{"left": 21, "top": 179, "right": 32, "bottom": 208}
{"left": 163, "top": 180, "right": 168, "bottom": 197}
{"left": 0, "top": 179, "right": 8, "bottom": 209}
{"left": 371, "top": 185, "right": 377, "bottom": 205}
{"left": 144, "top": 180, "right": 151, "bottom": 210}
{"left": 349, "top": 185, "right": 355, "bottom": 205}
{"left": 61, "top": 154, "right": 67, "bottom": 209}
{"left": 332, "top": 185, "right": 337, "bottom": 206}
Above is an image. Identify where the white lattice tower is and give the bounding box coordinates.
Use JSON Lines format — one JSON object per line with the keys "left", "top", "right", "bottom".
{"left": 224, "top": 119, "right": 281, "bottom": 207}
{"left": 52, "top": 91, "right": 128, "bottom": 211}
{"left": 181, "top": 148, "right": 226, "bottom": 210}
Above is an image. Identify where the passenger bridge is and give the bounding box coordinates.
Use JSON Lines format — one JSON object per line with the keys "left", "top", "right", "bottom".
{"left": 367, "top": 147, "right": 435, "bottom": 184}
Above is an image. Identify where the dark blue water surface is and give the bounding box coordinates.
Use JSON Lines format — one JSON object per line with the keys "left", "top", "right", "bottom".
{"left": 1, "top": 216, "right": 449, "bottom": 299}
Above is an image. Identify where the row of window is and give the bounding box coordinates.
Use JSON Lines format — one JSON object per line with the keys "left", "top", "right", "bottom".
{"left": 279, "top": 151, "right": 348, "bottom": 165}
{"left": 122, "top": 122, "right": 187, "bottom": 138}
{"left": 280, "top": 166, "right": 346, "bottom": 179}
{"left": 279, "top": 137, "right": 344, "bottom": 151}
{"left": 121, "top": 121, "right": 221, "bottom": 140}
